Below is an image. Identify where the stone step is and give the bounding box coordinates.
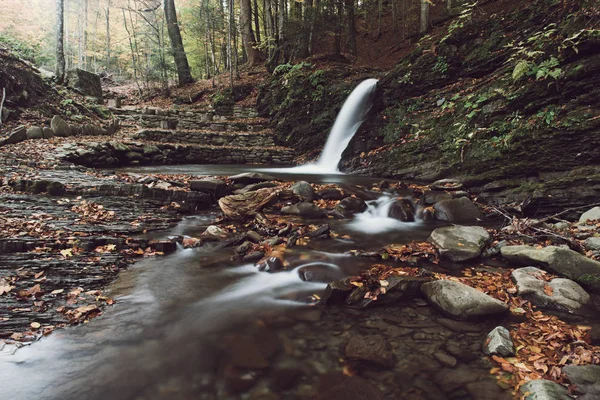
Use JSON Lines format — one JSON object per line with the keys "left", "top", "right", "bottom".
{"left": 58, "top": 141, "right": 296, "bottom": 167}
{"left": 114, "top": 112, "right": 267, "bottom": 131}
{"left": 133, "top": 129, "right": 277, "bottom": 147}
{"left": 111, "top": 106, "right": 260, "bottom": 124}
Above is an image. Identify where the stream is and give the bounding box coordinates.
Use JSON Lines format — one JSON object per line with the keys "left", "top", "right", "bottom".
{"left": 0, "top": 165, "right": 516, "bottom": 400}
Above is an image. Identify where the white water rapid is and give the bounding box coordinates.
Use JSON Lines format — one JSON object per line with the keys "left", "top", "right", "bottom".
{"left": 348, "top": 195, "right": 421, "bottom": 234}
{"left": 263, "top": 78, "right": 378, "bottom": 174}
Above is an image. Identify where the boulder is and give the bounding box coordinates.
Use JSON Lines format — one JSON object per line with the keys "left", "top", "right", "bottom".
{"left": 334, "top": 197, "right": 368, "bottom": 218}
{"left": 428, "top": 226, "right": 490, "bottom": 262}
{"left": 388, "top": 199, "right": 415, "bottom": 222}
{"left": 579, "top": 207, "right": 600, "bottom": 224}
{"left": 298, "top": 263, "right": 343, "bottom": 283}
{"left": 321, "top": 279, "right": 354, "bottom": 304}
{"left": 42, "top": 127, "right": 54, "bottom": 139}
{"left": 218, "top": 187, "right": 280, "bottom": 220}
{"left": 3, "top": 125, "right": 27, "bottom": 144}
{"left": 290, "top": 181, "right": 316, "bottom": 202}
{"left": 228, "top": 172, "right": 276, "bottom": 184}
{"left": 511, "top": 267, "right": 590, "bottom": 312}
{"left": 585, "top": 237, "right": 600, "bottom": 250}
{"left": 190, "top": 179, "right": 227, "bottom": 200}
{"left": 421, "top": 280, "right": 509, "bottom": 320}
{"left": 501, "top": 245, "right": 600, "bottom": 291}
{"left": 26, "top": 126, "right": 43, "bottom": 139}
{"left": 51, "top": 115, "right": 71, "bottom": 137}
{"left": 281, "top": 202, "right": 326, "bottom": 219}
{"left": 433, "top": 197, "right": 482, "bottom": 223}
{"left": 201, "top": 225, "right": 228, "bottom": 241}
{"left": 483, "top": 326, "right": 514, "bottom": 357}
{"left": 345, "top": 335, "right": 393, "bottom": 368}
{"left": 519, "top": 380, "right": 570, "bottom": 400}
{"left": 563, "top": 364, "right": 600, "bottom": 398}
{"left": 346, "top": 275, "right": 430, "bottom": 308}
{"left": 66, "top": 68, "right": 103, "bottom": 101}
{"left": 318, "top": 188, "right": 344, "bottom": 200}
{"left": 423, "top": 190, "right": 453, "bottom": 205}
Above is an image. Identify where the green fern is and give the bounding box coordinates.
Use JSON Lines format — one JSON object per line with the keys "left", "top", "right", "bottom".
{"left": 512, "top": 60, "right": 531, "bottom": 81}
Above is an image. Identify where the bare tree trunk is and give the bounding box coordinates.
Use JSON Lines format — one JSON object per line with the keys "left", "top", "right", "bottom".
{"left": 56, "top": 0, "right": 66, "bottom": 84}
{"left": 122, "top": 7, "right": 142, "bottom": 95}
{"left": 164, "top": 0, "right": 194, "bottom": 86}
{"left": 228, "top": 0, "right": 234, "bottom": 90}
{"left": 240, "top": 0, "right": 264, "bottom": 65}
{"left": 333, "top": 0, "right": 342, "bottom": 55}
{"left": 83, "top": 0, "right": 88, "bottom": 69}
{"left": 346, "top": 0, "right": 356, "bottom": 56}
{"left": 105, "top": 1, "right": 111, "bottom": 69}
{"left": 253, "top": 0, "right": 261, "bottom": 44}
{"left": 420, "top": 0, "right": 430, "bottom": 34}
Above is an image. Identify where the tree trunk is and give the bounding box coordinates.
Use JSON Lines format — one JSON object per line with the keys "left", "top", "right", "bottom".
{"left": 420, "top": 0, "right": 430, "bottom": 34}
{"left": 240, "top": 0, "right": 264, "bottom": 65}
{"left": 164, "top": 0, "right": 194, "bottom": 86}
{"left": 346, "top": 0, "right": 356, "bottom": 56}
{"left": 228, "top": 0, "right": 234, "bottom": 90}
{"left": 253, "top": 0, "right": 261, "bottom": 43}
{"left": 55, "top": 0, "right": 66, "bottom": 84}
{"left": 333, "top": 0, "right": 342, "bottom": 55}
{"left": 105, "top": 1, "right": 111, "bottom": 69}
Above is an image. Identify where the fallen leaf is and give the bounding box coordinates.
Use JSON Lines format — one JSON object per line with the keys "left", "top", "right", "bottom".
{"left": 543, "top": 284, "right": 554, "bottom": 296}
{"left": 51, "top": 289, "right": 64, "bottom": 294}
{"left": 30, "top": 322, "right": 41, "bottom": 329}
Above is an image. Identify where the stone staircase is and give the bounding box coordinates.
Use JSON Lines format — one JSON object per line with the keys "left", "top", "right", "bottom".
{"left": 109, "top": 105, "right": 294, "bottom": 166}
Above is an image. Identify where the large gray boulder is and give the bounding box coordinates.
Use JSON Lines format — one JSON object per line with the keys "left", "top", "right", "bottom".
{"left": 501, "top": 245, "right": 600, "bottom": 291}
{"left": 190, "top": 179, "right": 227, "bottom": 200}
{"left": 290, "top": 181, "right": 316, "bottom": 202}
{"left": 433, "top": 197, "right": 482, "bottom": 223}
{"left": 228, "top": 172, "right": 276, "bottom": 184}
{"left": 511, "top": 266, "right": 590, "bottom": 312}
{"left": 421, "top": 280, "right": 509, "bottom": 320}
{"left": 42, "top": 127, "right": 54, "bottom": 139}
{"left": 26, "top": 126, "right": 43, "bottom": 139}
{"left": 519, "top": 380, "right": 570, "bottom": 400}
{"left": 579, "top": 207, "right": 600, "bottom": 224}
{"left": 563, "top": 364, "right": 600, "bottom": 399}
{"left": 66, "top": 68, "right": 103, "bottom": 101}
{"left": 3, "top": 125, "right": 27, "bottom": 144}
{"left": 428, "top": 225, "right": 490, "bottom": 262}
{"left": 51, "top": 115, "right": 71, "bottom": 137}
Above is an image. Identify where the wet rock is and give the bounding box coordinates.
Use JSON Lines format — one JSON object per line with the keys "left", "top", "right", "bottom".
{"left": 219, "top": 188, "right": 280, "bottom": 220}
{"left": 315, "top": 373, "right": 384, "bottom": 400}
{"left": 585, "top": 237, "right": 600, "bottom": 251}
{"left": 334, "top": 197, "right": 367, "bottom": 218}
{"left": 235, "top": 240, "right": 253, "bottom": 255}
{"left": 42, "top": 127, "right": 54, "bottom": 139}
{"left": 307, "top": 224, "right": 331, "bottom": 239}
{"left": 321, "top": 279, "right": 353, "bottom": 304}
{"left": 388, "top": 198, "right": 415, "bottom": 222}
{"left": 345, "top": 334, "right": 394, "bottom": 368}
{"left": 428, "top": 225, "right": 490, "bottom": 262}
{"left": 228, "top": 172, "right": 277, "bottom": 184}
{"left": 433, "top": 365, "right": 481, "bottom": 393}
{"left": 149, "top": 240, "right": 177, "bottom": 254}
{"left": 421, "top": 280, "right": 509, "bottom": 320}
{"left": 563, "top": 364, "right": 600, "bottom": 398}
{"left": 298, "top": 263, "right": 343, "bottom": 283}
{"left": 348, "top": 276, "right": 430, "bottom": 308}
{"left": 190, "top": 179, "right": 227, "bottom": 200}
{"left": 51, "top": 115, "right": 71, "bottom": 137}
{"left": 483, "top": 326, "right": 514, "bottom": 356}
{"left": 511, "top": 267, "right": 590, "bottom": 312}
{"left": 433, "top": 197, "right": 482, "bottom": 223}
{"left": 433, "top": 350, "right": 458, "bottom": 367}
{"left": 234, "top": 181, "right": 278, "bottom": 194}
{"left": 318, "top": 188, "right": 344, "bottom": 200}
{"left": 579, "top": 207, "right": 600, "bottom": 224}
{"left": 245, "top": 230, "right": 263, "bottom": 243}
{"left": 26, "top": 126, "right": 43, "bottom": 140}
{"left": 290, "top": 181, "right": 316, "bottom": 202}
{"left": 201, "top": 225, "right": 228, "bottom": 241}
{"left": 243, "top": 251, "right": 264, "bottom": 262}
{"left": 554, "top": 222, "right": 570, "bottom": 231}
{"left": 257, "top": 256, "right": 284, "bottom": 272}
{"left": 501, "top": 245, "right": 600, "bottom": 291}
{"left": 423, "top": 190, "right": 453, "bottom": 205}
{"left": 281, "top": 202, "right": 326, "bottom": 219}
{"left": 265, "top": 237, "right": 282, "bottom": 246}
{"left": 519, "top": 380, "right": 570, "bottom": 400}
{"left": 3, "top": 125, "right": 27, "bottom": 145}
{"left": 431, "top": 178, "right": 464, "bottom": 191}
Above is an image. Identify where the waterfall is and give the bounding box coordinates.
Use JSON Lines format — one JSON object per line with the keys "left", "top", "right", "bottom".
{"left": 263, "top": 78, "right": 378, "bottom": 174}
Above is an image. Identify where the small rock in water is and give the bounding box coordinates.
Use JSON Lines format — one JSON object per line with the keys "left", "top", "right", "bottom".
{"left": 321, "top": 279, "right": 353, "bottom": 304}
{"left": 511, "top": 266, "right": 590, "bottom": 313}
{"left": 228, "top": 172, "right": 277, "bottom": 184}
{"left": 334, "top": 197, "right": 367, "bottom": 218}
{"left": 421, "top": 280, "right": 509, "bottom": 320}
{"left": 201, "top": 225, "right": 228, "bottom": 241}
{"left": 290, "top": 181, "right": 316, "bottom": 202}
{"left": 235, "top": 241, "right": 253, "bottom": 255}
{"left": 345, "top": 335, "right": 394, "bottom": 368}
{"left": 433, "top": 350, "right": 458, "bottom": 367}
{"left": 318, "top": 188, "right": 344, "bottom": 200}
{"left": 428, "top": 225, "right": 490, "bottom": 262}
{"left": 388, "top": 199, "right": 415, "bottom": 222}
{"left": 562, "top": 364, "right": 600, "bottom": 397}
{"left": 257, "top": 256, "right": 284, "bottom": 272}
{"left": 307, "top": 224, "right": 331, "bottom": 239}
{"left": 298, "top": 264, "right": 342, "bottom": 283}
{"left": 519, "top": 380, "right": 570, "bottom": 400}
{"left": 433, "top": 197, "right": 482, "bottom": 223}
{"left": 245, "top": 230, "right": 263, "bottom": 243}
{"left": 243, "top": 251, "right": 264, "bottom": 262}
{"left": 483, "top": 326, "right": 514, "bottom": 356}
{"left": 281, "top": 202, "right": 326, "bottom": 219}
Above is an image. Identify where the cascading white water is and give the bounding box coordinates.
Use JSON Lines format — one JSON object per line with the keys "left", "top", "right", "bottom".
{"left": 348, "top": 195, "right": 421, "bottom": 234}
{"left": 263, "top": 78, "right": 378, "bottom": 174}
